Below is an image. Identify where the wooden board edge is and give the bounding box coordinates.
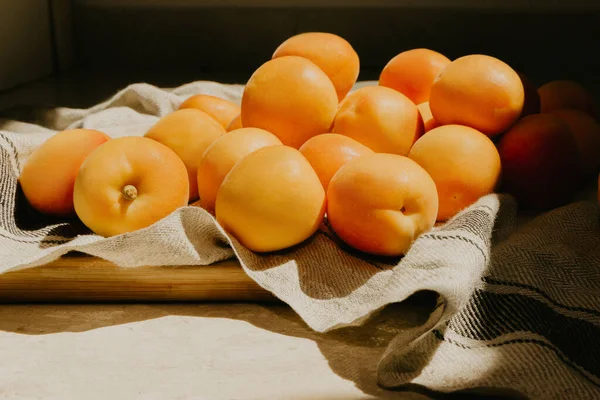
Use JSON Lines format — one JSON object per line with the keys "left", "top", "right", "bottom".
{"left": 0, "top": 256, "right": 278, "bottom": 303}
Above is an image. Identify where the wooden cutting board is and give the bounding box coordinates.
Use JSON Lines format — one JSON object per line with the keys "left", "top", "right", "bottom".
{"left": 0, "top": 255, "right": 277, "bottom": 303}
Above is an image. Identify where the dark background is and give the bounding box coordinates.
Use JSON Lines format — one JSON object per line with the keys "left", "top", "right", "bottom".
{"left": 2, "top": 0, "right": 600, "bottom": 111}
{"left": 73, "top": 3, "right": 600, "bottom": 84}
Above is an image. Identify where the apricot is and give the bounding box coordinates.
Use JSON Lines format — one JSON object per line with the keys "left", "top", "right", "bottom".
{"left": 429, "top": 54, "right": 525, "bottom": 137}
{"left": 241, "top": 56, "right": 338, "bottom": 149}
{"left": 272, "top": 32, "right": 360, "bottom": 101}
{"left": 549, "top": 109, "right": 600, "bottom": 180}
{"left": 496, "top": 114, "right": 579, "bottom": 211}
{"left": 518, "top": 72, "right": 541, "bottom": 118}
{"left": 216, "top": 145, "right": 325, "bottom": 252}
{"left": 327, "top": 153, "right": 438, "bottom": 257}
{"left": 332, "top": 86, "right": 423, "bottom": 155}
{"left": 417, "top": 102, "right": 439, "bottom": 133}
{"left": 73, "top": 136, "right": 189, "bottom": 237}
{"left": 539, "top": 80, "right": 597, "bottom": 119}
{"left": 178, "top": 94, "right": 241, "bottom": 129}
{"left": 379, "top": 48, "right": 451, "bottom": 105}
{"left": 227, "top": 114, "right": 243, "bottom": 131}
{"left": 19, "top": 129, "right": 110, "bottom": 217}
{"left": 298, "top": 133, "right": 373, "bottom": 191}
{"left": 197, "top": 127, "right": 282, "bottom": 213}
{"left": 145, "top": 108, "right": 226, "bottom": 201}
{"left": 408, "top": 125, "right": 501, "bottom": 221}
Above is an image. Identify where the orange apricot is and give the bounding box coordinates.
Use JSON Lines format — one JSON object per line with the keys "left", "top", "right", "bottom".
{"left": 408, "top": 124, "right": 502, "bottom": 221}
{"left": 226, "top": 114, "right": 243, "bottom": 131}
{"left": 197, "top": 127, "right": 282, "bottom": 213}
{"left": 327, "top": 153, "right": 438, "bottom": 256}
{"left": 178, "top": 94, "right": 241, "bottom": 129}
{"left": 241, "top": 56, "right": 338, "bottom": 149}
{"left": 216, "top": 145, "right": 325, "bottom": 252}
{"left": 417, "top": 102, "right": 439, "bottom": 133}
{"left": 19, "top": 129, "right": 110, "bottom": 217}
{"left": 272, "top": 32, "right": 360, "bottom": 101}
{"left": 298, "top": 133, "right": 373, "bottom": 191}
{"left": 496, "top": 114, "right": 579, "bottom": 211}
{"left": 429, "top": 54, "right": 525, "bottom": 137}
{"left": 73, "top": 136, "right": 189, "bottom": 237}
{"left": 539, "top": 80, "right": 598, "bottom": 120}
{"left": 332, "top": 85, "right": 423, "bottom": 155}
{"left": 145, "top": 108, "right": 226, "bottom": 201}
{"left": 550, "top": 108, "right": 600, "bottom": 180}
{"left": 379, "top": 48, "right": 451, "bottom": 105}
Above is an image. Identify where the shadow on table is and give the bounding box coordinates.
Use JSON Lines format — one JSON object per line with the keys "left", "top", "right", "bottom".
{"left": 0, "top": 292, "right": 525, "bottom": 400}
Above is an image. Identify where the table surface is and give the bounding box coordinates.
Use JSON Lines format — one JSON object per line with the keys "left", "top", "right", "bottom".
{"left": 0, "top": 303, "right": 438, "bottom": 400}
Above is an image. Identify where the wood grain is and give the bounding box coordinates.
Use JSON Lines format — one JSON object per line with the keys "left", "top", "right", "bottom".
{"left": 0, "top": 256, "right": 277, "bottom": 303}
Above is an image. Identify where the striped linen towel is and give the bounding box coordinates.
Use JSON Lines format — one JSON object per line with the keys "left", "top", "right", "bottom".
{"left": 0, "top": 81, "right": 598, "bottom": 399}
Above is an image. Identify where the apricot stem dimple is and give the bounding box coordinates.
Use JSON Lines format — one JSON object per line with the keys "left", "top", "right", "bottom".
{"left": 121, "top": 184, "right": 138, "bottom": 201}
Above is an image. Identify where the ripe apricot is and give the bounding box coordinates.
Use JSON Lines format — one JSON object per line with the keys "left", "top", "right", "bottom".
{"left": 178, "top": 94, "right": 241, "bottom": 129}
{"left": 272, "top": 32, "right": 360, "bottom": 101}
{"left": 379, "top": 48, "right": 451, "bottom": 105}
{"left": 19, "top": 129, "right": 110, "bottom": 217}
{"left": 73, "top": 136, "right": 189, "bottom": 237}
{"left": 429, "top": 54, "right": 525, "bottom": 137}
{"left": 298, "top": 133, "right": 373, "bottom": 191}
{"left": 539, "top": 80, "right": 598, "bottom": 119}
{"left": 327, "top": 153, "right": 438, "bottom": 257}
{"left": 197, "top": 127, "right": 282, "bottom": 213}
{"left": 332, "top": 86, "right": 423, "bottom": 155}
{"left": 550, "top": 109, "right": 600, "bottom": 180}
{"left": 241, "top": 56, "right": 338, "bottom": 149}
{"left": 145, "top": 108, "right": 226, "bottom": 201}
{"left": 216, "top": 145, "right": 325, "bottom": 252}
{"left": 408, "top": 125, "right": 501, "bottom": 221}
{"left": 496, "top": 114, "right": 579, "bottom": 211}
{"left": 227, "top": 114, "right": 243, "bottom": 131}
{"left": 417, "top": 102, "right": 439, "bottom": 133}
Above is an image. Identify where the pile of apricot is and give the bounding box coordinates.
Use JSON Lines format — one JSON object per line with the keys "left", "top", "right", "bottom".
{"left": 20, "top": 32, "right": 600, "bottom": 257}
